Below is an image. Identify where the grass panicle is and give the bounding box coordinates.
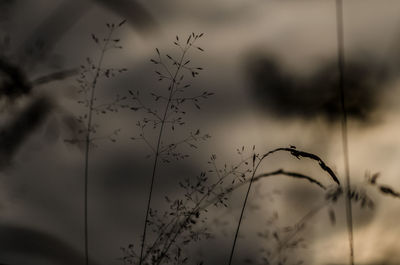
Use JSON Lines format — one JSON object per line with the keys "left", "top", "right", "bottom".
{"left": 72, "top": 20, "right": 127, "bottom": 265}
{"left": 128, "top": 33, "right": 212, "bottom": 265}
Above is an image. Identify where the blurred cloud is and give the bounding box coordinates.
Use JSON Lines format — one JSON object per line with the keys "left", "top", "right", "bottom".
{"left": 245, "top": 52, "right": 393, "bottom": 122}
{"left": 17, "top": 0, "right": 158, "bottom": 67}
{"left": 0, "top": 56, "right": 32, "bottom": 100}
{"left": 95, "top": 0, "right": 159, "bottom": 34}
{"left": 0, "top": 223, "right": 101, "bottom": 265}
{"left": 0, "top": 0, "right": 14, "bottom": 21}
{"left": 0, "top": 96, "right": 53, "bottom": 169}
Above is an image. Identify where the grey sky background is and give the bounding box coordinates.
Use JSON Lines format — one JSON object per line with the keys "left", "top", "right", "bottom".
{"left": 1, "top": 0, "right": 400, "bottom": 264}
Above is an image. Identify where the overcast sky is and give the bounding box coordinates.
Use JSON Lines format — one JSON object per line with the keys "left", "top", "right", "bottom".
{"left": 1, "top": 0, "right": 400, "bottom": 264}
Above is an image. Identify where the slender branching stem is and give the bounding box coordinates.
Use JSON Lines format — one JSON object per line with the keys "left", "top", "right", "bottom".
{"left": 83, "top": 27, "right": 114, "bottom": 265}
{"left": 141, "top": 155, "right": 254, "bottom": 263}
{"left": 139, "top": 43, "right": 191, "bottom": 265}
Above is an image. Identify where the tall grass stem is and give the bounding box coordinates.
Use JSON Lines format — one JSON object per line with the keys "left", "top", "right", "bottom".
{"left": 335, "top": 1, "right": 354, "bottom": 264}
{"left": 138, "top": 46, "right": 189, "bottom": 265}
{"left": 84, "top": 28, "right": 114, "bottom": 265}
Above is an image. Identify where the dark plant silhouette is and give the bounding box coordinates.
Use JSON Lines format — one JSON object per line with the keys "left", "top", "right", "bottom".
{"left": 128, "top": 33, "right": 212, "bottom": 265}
{"left": 121, "top": 144, "right": 367, "bottom": 265}
{"left": 367, "top": 172, "right": 400, "bottom": 198}
{"left": 0, "top": 2, "right": 397, "bottom": 265}
{"left": 71, "top": 20, "right": 128, "bottom": 265}
{"left": 227, "top": 147, "right": 340, "bottom": 265}
{"left": 120, "top": 31, "right": 377, "bottom": 265}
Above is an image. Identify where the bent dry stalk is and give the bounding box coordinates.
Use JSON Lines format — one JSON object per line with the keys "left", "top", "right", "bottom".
{"left": 227, "top": 147, "right": 341, "bottom": 265}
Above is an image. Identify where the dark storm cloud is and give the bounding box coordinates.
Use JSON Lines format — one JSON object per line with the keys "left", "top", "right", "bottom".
{"left": 0, "top": 224, "right": 100, "bottom": 265}
{"left": 0, "top": 96, "right": 53, "bottom": 169}
{"left": 245, "top": 53, "right": 393, "bottom": 122}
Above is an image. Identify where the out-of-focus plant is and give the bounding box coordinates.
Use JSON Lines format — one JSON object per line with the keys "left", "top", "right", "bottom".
{"left": 68, "top": 20, "right": 128, "bottom": 265}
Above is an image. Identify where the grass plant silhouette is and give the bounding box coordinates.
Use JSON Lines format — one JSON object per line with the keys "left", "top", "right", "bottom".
{"left": 128, "top": 33, "right": 212, "bottom": 265}
{"left": 73, "top": 20, "right": 128, "bottom": 265}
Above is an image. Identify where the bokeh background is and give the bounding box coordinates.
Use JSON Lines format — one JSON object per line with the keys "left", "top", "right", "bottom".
{"left": 1, "top": 0, "right": 400, "bottom": 264}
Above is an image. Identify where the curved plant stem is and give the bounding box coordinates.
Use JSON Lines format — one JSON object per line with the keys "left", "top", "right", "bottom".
{"left": 138, "top": 43, "right": 191, "bottom": 265}
{"left": 207, "top": 169, "right": 327, "bottom": 209}
{"left": 227, "top": 154, "right": 265, "bottom": 265}
{"left": 227, "top": 147, "right": 340, "bottom": 265}
{"left": 335, "top": 1, "right": 354, "bottom": 264}
{"left": 84, "top": 28, "right": 114, "bottom": 265}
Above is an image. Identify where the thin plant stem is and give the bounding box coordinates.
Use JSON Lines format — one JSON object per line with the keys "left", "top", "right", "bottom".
{"left": 139, "top": 43, "right": 191, "bottom": 265}
{"left": 83, "top": 27, "right": 114, "bottom": 265}
{"left": 227, "top": 155, "right": 263, "bottom": 265}
{"left": 335, "top": 1, "right": 354, "bottom": 264}
{"left": 205, "top": 169, "right": 327, "bottom": 210}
